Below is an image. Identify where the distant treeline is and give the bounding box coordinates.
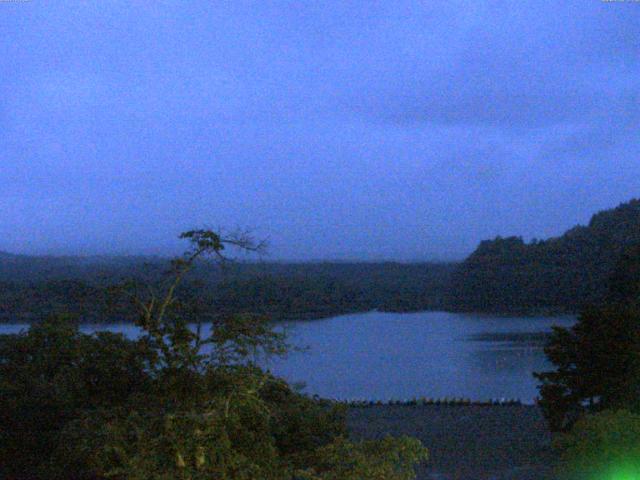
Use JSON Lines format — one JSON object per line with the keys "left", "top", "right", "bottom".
{"left": 2, "top": 198, "right": 640, "bottom": 321}
{"left": 444, "top": 198, "right": 640, "bottom": 314}
{"left": 0, "top": 260, "right": 456, "bottom": 322}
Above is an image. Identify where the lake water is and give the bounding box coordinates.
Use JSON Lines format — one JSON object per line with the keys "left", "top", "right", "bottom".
{"left": 0, "top": 311, "right": 574, "bottom": 403}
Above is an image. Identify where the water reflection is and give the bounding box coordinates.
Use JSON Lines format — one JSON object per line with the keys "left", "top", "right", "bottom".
{"left": 267, "top": 311, "right": 574, "bottom": 403}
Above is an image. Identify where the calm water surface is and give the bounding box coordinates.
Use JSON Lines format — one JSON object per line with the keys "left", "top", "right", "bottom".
{"left": 0, "top": 311, "right": 574, "bottom": 403}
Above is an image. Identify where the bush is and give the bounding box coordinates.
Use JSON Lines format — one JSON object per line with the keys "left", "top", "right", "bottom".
{"left": 0, "top": 316, "right": 154, "bottom": 478}
{"left": 295, "top": 435, "right": 428, "bottom": 480}
{"left": 555, "top": 409, "right": 640, "bottom": 479}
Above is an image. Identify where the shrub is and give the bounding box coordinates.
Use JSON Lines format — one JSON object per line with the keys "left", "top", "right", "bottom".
{"left": 554, "top": 409, "right": 640, "bottom": 479}
{"left": 0, "top": 316, "right": 154, "bottom": 478}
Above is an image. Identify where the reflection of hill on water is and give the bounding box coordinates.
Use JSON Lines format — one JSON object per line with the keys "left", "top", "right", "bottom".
{"left": 465, "top": 332, "right": 551, "bottom": 347}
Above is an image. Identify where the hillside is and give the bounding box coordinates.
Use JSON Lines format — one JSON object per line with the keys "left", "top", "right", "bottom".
{"left": 444, "top": 198, "right": 640, "bottom": 314}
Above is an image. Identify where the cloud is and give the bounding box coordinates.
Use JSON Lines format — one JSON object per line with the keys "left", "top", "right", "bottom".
{"left": 0, "top": 1, "right": 638, "bottom": 258}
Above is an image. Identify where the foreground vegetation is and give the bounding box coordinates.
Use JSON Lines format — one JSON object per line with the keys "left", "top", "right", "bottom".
{"left": 0, "top": 231, "right": 427, "bottom": 480}
{"left": 535, "top": 240, "right": 640, "bottom": 478}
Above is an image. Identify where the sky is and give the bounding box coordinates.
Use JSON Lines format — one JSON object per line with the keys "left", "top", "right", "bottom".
{"left": 1, "top": 1, "right": 639, "bottom": 260}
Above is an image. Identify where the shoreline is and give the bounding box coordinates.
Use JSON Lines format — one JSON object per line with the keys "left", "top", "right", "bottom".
{"left": 0, "top": 306, "right": 576, "bottom": 325}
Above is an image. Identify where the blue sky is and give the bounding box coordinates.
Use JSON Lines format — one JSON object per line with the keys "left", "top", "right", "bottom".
{"left": 1, "top": 1, "right": 639, "bottom": 260}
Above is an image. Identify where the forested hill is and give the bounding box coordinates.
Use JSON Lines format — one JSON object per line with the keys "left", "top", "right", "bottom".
{"left": 0, "top": 259, "right": 456, "bottom": 322}
{"left": 0, "top": 252, "right": 164, "bottom": 282}
{"left": 444, "top": 198, "right": 640, "bottom": 314}
{"left": 4, "top": 198, "right": 639, "bottom": 321}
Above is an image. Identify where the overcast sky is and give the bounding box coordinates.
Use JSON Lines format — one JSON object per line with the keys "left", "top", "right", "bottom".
{"left": 1, "top": 1, "right": 639, "bottom": 260}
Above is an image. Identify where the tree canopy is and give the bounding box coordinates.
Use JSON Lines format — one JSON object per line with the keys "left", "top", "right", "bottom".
{"left": 534, "top": 242, "right": 640, "bottom": 431}
{"left": 446, "top": 198, "right": 640, "bottom": 314}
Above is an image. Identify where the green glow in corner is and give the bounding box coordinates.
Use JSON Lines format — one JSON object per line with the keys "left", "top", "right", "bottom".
{"left": 606, "top": 464, "right": 640, "bottom": 480}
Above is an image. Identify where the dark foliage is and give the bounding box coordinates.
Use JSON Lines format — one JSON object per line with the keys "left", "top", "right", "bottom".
{"left": 606, "top": 242, "right": 640, "bottom": 305}
{"left": 534, "top": 242, "right": 640, "bottom": 431}
{"left": 0, "top": 262, "right": 455, "bottom": 323}
{"left": 0, "top": 230, "right": 427, "bottom": 480}
{"left": 446, "top": 198, "right": 640, "bottom": 314}
{"left": 0, "top": 317, "right": 353, "bottom": 479}
{"left": 0, "top": 316, "right": 155, "bottom": 478}
{"left": 535, "top": 305, "right": 640, "bottom": 431}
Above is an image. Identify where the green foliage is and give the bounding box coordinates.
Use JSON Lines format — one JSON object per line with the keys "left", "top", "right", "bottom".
{"left": 0, "top": 315, "right": 155, "bottom": 477}
{"left": 0, "top": 230, "right": 428, "bottom": 480}
{"left": 295, "top": 436, "right": 428, "bottom": 480}
{"left": 446, "top": 198, "right": 640, "bottom": 313}
{"left": 554, "top": 410, "right": 640, "bottom": 479}
{"left": 51, "top": 385, "right": 287, "bottom": 480}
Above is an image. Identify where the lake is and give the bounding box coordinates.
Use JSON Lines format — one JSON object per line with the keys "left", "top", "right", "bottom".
{"left": 0, "top": 311, "right": 575, "bottom": 403}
